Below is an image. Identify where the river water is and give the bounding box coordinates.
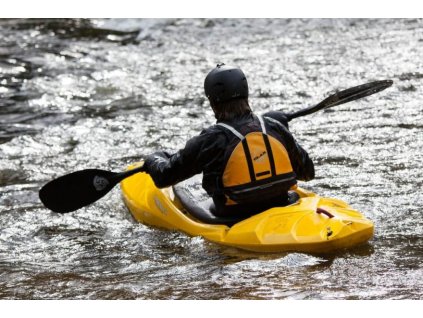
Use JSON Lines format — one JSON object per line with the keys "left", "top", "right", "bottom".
{"left": 0, "top": 18, "right": 422, "bottom": 300}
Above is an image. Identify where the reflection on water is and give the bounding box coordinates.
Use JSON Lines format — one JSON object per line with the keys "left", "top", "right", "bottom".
{"left": 0, "top": 18, "right": 422, "bottom": 299}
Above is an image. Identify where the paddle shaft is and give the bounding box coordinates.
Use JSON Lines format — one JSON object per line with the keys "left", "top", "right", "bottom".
{"left": 112, "top": 165, "right": 145, "bottom": 182}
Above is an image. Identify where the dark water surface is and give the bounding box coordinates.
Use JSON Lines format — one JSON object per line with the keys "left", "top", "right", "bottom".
{"left": 0, "top": 18, "right": 422, "bottom": 299}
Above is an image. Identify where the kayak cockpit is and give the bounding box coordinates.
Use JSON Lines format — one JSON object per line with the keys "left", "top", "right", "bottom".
{"left": 172, "top": 184, "right": 245, "bottom": 226}
{"left": 172, "top": 183, "right": 301, "bottom": 227}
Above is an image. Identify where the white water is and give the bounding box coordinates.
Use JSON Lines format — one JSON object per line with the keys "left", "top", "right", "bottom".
{"left": 0, "top": 18, "right": 422, "bottom": 299}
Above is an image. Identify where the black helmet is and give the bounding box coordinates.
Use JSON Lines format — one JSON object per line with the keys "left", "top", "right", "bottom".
{"left": 204, "top": 63, "right": 248, "bottom": 103}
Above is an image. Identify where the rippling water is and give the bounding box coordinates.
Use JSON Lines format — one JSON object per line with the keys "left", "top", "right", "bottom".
{"left": 0, "top": 18, "right": 422, "bottom": 299}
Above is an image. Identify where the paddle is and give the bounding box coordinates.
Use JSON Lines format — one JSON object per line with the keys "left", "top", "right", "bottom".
{"left": 39, "top": 79, "right": 393, "bottom": 213}
{"left": 285, "top": 79, "right": 393, "bottom": 121}
{"left": 39, "top": 165, "right": 144, "bottom": 213}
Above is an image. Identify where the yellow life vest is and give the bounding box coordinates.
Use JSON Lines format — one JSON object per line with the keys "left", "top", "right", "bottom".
{"left": 217, "top": 116, "right": 296, "bottom": 205}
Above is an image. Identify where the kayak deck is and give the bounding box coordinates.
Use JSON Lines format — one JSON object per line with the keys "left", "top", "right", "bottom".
{"left": 121, "top": 164, "right": 374, "bottom": 253}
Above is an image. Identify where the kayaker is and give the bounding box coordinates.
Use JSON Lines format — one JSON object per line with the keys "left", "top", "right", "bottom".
{"left": 142, "top": 63, "right": 315, "bottom": 217}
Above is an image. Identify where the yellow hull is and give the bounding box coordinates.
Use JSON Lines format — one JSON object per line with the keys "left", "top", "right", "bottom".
{"left": 121, "top": 165, "right": 374, "bottom": 253}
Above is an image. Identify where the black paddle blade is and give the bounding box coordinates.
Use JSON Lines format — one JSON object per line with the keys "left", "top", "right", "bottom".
{"left": 287, "top": 79, "right": 393, "bottom": 121}
{"left": 39, "top": 169, "right": 119, "bottom": 213}
{"left": 320, "top": 79, "right": 393, "bottom": 109}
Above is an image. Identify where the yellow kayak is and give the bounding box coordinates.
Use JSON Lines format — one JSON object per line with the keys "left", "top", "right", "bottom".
{"left": 121, "top": 164, "right": 374, "bottom": 253}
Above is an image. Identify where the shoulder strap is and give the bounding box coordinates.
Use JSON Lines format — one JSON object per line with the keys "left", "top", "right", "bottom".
{"left": 257, "top": 115, "right": 267, "bottom": 134}
{"left": 217, "top": 115, "right": 267, "bottom": 138}
{"left": 216, "top": 122, "right": 244, "bottom": 140}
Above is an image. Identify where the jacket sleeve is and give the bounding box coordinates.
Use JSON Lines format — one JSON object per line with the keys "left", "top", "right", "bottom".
{"left": 264, "top": 111, "right": 315, "bottom": 181}
{"left": 142, "top": 129, "right": 226, "bottom": 188}
{"left": 262, "top": 110, "right": 290, "bottom": 130}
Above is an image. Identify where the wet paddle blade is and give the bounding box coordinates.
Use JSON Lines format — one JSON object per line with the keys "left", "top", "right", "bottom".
{"left": 321, "top": 79, "right": 393, "bottom": 108}
{"left": 39, "top": 169, "right": 119, "bottom": 213}
{"left": 286, "top": 79, "right": 393, "bottom": 121}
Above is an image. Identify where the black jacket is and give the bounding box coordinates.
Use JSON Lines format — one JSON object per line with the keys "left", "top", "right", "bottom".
{"left": 143, "top": 111, "right": 314, "bottom": 207}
